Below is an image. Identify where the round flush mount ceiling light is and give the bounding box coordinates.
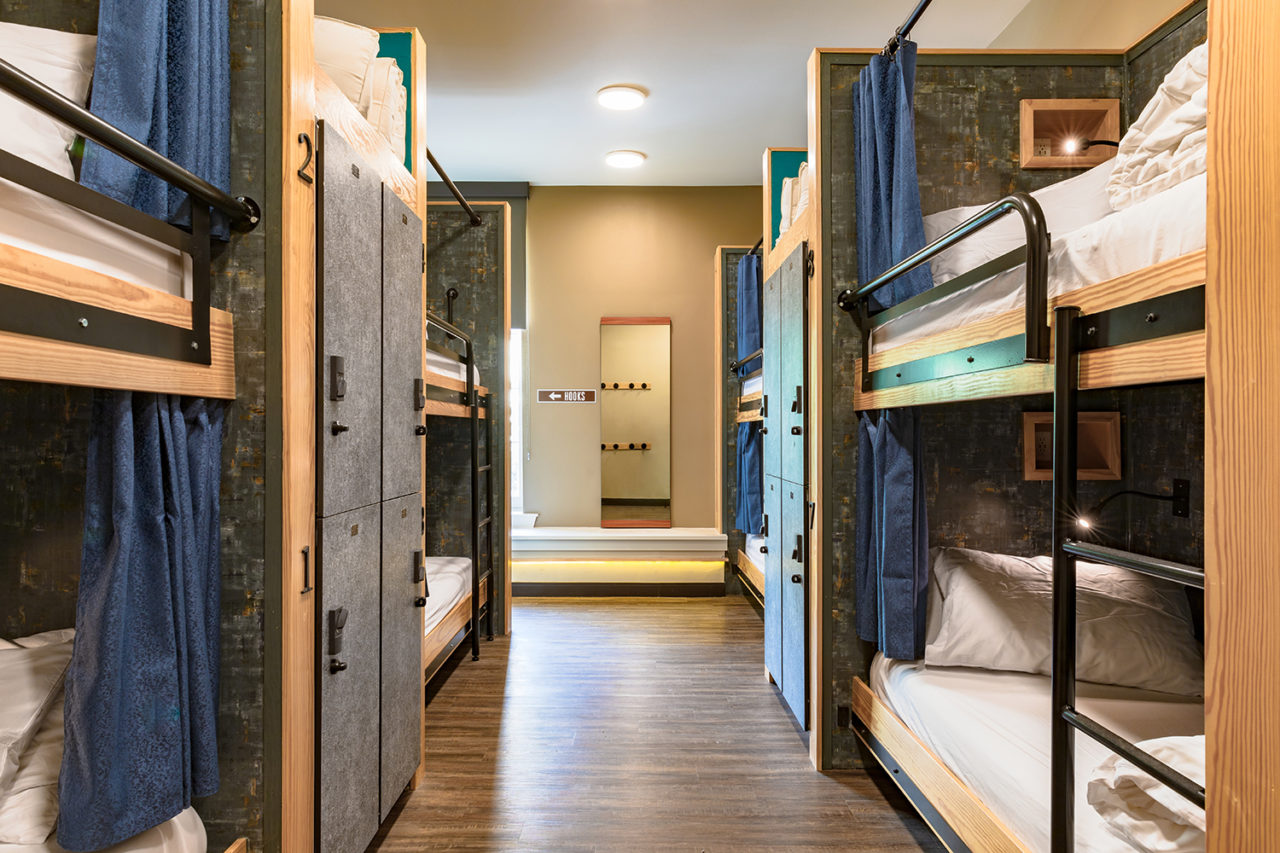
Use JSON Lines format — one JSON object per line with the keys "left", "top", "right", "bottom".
{"left": 605, "top": 149, "right": 647, "bottom": 168}
{"left": 597, "top": 85, "right": 647, "bottom": 110}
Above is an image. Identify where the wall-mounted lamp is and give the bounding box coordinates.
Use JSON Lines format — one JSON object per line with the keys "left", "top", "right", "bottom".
{"left": 1075, "top": 478, "right": 1191, "bottom": 530}
{"left": 1063, "top": 138, "right": 1120, "bottom": 155}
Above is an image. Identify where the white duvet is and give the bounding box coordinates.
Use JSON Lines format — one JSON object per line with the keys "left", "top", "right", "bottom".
{"left": 1088, "top": 735, "right": 1205, "bottom": 853}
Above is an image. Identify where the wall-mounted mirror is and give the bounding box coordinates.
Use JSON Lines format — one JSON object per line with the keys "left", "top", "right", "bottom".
{"left": 600, "top": 318, "right": 671, "bottom": 528}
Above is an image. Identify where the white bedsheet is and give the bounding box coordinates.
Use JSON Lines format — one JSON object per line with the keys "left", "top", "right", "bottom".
{"left": 873, "top": 173, "right": 1207, "bottom": 352}
{"left": 744, "top": 534, "right": 765, "bottom": 570}
{"left": 0, "top": 179, "right": 189, "bottom": 299}
{"left": 741, "top": 374, "right": 762, "bottom": 397}
{"left": 0, "top": 807, "right": 205, "bottom": 853}
{"left": 871, "top": 654, "right": 1203, "bottom": 853}
{"left": 423, "top": 556, "right": 472, "bottom": 636}
{"left": 425, "top": 347, "right": 481, "bottom": 386}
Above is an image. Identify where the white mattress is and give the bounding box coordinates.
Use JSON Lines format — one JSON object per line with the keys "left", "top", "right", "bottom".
{"left": 0, "top": 808, "right": 205, "bottom": 853}
{"left": 871, "top": 654, "right": 1203, "bottom": 853}
{"left": 425, "top": 347, "right": 481, "bottom": 386}
{"left": 0, "top": 178, "right": 189, "bottom": 298}
{"left": 423, "top": 556, "right": 472, "bottom": 636}
{"left": 873, "top": 173, "right": 1207, "bottom": 352}
{"left": 744, "top": 534, "right": 765, "bottom": 570}
{"left": 741, "top": 373, "right": 762, "bottom": 397}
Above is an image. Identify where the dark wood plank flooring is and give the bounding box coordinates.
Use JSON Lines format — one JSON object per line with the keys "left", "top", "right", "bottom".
{"left": 373, "top": 596, "right": 944, "bottom": 852}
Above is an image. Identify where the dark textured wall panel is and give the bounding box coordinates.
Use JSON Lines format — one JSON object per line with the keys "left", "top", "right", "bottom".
{"left": 0, "top": 1, "right": 98, "bottom": 32}
{"left": 720, "top": 248, "right": 748, "bottom": 591}
{"left": 425, "top": 206, "right": 508, "bottom": 633}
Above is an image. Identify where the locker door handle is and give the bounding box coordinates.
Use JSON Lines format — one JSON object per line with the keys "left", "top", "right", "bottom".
{"left": 300, "top": 545, "right": 314, "bottom": 594}
{"left": 331, "top": 421, "right": 349, "bottom": 436}
{"left": 328, "top": 659, "right": 347, "bottom": 674}
{"left": 414, "top": 597, "right": 427, "bottom": 607}
{"left": 759, "top": 546, "right": 768, "bottom": 554}
{"left": 761, "top": 426, "right": 768, "bottom": 434}
{"left": 791, "top": 535, "right": 803, "bottom": 561}
{"left": 791, "top": 426, "right": 802, "bottom": 435}
{"left": 761, "top": 515, "right": 768, "bottom": 536}
{"left": 414, "top": 424, "right": 427, "bottom": 436}
{"left": 791, "top": 385, "right": 802, "bottom": 413}
{"left": 791, "top": 574, "right": 802, "bottom": 584}
{"left": 761, "top": 395, "right": 768, "bottom": 418}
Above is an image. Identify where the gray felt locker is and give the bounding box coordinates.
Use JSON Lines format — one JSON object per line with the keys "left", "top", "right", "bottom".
{"left": 381, "top": 188, "right": 425, "bottom": 501}
{"left": 780, "top": 482, "right": 807, "bottom": 723}
{"left": 317, "top": 503, "right": 381, "bottom": 853}
{"left": 780, "top": 245, "right": 806, "bottom": 487}
{"left": 379, "top": 494, "right": 424, "bottom": 818}
{"left": 763, "top": 474, "right": 783, "bottom": 684}
{"left": 762, "top": 264, "right": 781, "bottom": 480}
{"left": 317, "top": 121, "right": 383, "bottom": 518}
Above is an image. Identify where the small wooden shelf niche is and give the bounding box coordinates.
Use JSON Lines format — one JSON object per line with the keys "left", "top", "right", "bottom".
{"left": 1020, "top": 98, "right": 1120, "bottom": 169}
{"left": 1023, "top": 411, "right": 1122, "bottom": 480}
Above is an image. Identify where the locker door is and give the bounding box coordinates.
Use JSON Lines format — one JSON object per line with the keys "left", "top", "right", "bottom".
{"left": 780, "top": 483, "right": 807, "bottom": 725}
{"left": 318, "top": 122, "right": 383, "bottom": 517}
{"left": 380, "top": 494, "right": 424, "bottom": 818}
{"left": 382, "top": 188, "right": 425, "bottom": 501}
{"left": 318, "top": 504, "right": 381, "bottom": 853}
{"left": 761, "top": 265, "right": 782, "bottom": 481}
{"left": 780, "top": 243, "right": 807, "bottom": 487}
{"left": 763, "top": 475, "right": 783, "bottom": 684}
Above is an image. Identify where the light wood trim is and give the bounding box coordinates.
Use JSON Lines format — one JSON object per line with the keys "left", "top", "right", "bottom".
{"left": 0, "top": 310, "right": 234, "bottom": 398}
{"left": 600, "top": 316, "right": 671, "bottom": 325}
{"left": 854, "top": 331, "right": 1204, "bottom": 410}
{"left": 867, "top": 250, "right": 1207, "bottom": 373}
{"left": 850, "top": 678, "right": 1031, "bottom": 853}
{"left": 223, "top": 839, "right": 249, "bottom": 853}
{"left": 277, "top": 0, "right": 316, "bottom": 851}
{"left": 1206, "top": 1, "right": 1280, "bottom": 847}
{"left": 421, "top": 576, "right": 488, "bottom": 676}
{"left": 0, "top": 242, "right": 194, "bottom": 328}
{"left": 424, "top": 399, "right": 487, "bottom": 419}
{"left": 499, "top": 203, "right": 513, "bottom": 637}
{"left": 423, "top": 367, "right": 490, "bottom": 398}
{"left": 735, "top": 411, "right": 764, "bottom": 424}
{"left": 735, "top": 549, "right": 765, "bottom": 598}
{"left": 765, "top": 199, "right": 812, "bottom": 282}
{"left": 739, "top": 390, "right": 763, "bottom": 405}
{"left": 1019, "top": 98, "right": 1120, "bottom": 170}
{"left": 805, "top": 47, "right": 825, "bottom": 770}
{"left": 1021, "top": 411, "right": 1122, "bottom": 481}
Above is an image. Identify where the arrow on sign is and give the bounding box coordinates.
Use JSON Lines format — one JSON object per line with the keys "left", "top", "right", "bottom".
{"left": 549, "top": 392, "right": 562, "bottom": 400}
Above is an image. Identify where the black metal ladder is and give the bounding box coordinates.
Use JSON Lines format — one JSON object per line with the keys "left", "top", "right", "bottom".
{"left": 1050, "top": 306, "right": 1206, "bottom": 851}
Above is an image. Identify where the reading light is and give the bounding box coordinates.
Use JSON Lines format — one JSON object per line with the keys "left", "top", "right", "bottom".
{"left": 606, "top": 149, "right": 646, "bottom": 168}
{"left": 1063, "top": 138, "right": 1080, "bottom": 155}
{"left": 1064, "top": 138, "right": 1120, "bottom": 155}
{"left": 1075, "top": 480, "right": 1191, "bottom": 531}
{"left": 597, "top": 85, "right": 647, "bottom": 110}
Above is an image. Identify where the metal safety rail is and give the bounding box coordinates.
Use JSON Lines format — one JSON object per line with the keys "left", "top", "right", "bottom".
{"left": 1050, "top": 305, "right": 1205, "bottom": 851}
{"left": 837, "top": 192, "right": 1051, "bottom": 393}
{"left": 425, "top": 147, "right": 481, "bottom": 227}
{"left": 424, "top": 311, "right": 493, "bottom": 660}
{"left": 0, "top": 58, "right": 261, "bottom": 366}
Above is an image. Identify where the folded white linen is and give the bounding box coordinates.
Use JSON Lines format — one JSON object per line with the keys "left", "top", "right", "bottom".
{"left": 363, "top": 57, "right": 407, "bottom": 164}
{"left": 314, "top": 16, "right": 381, "bottom": 114}
{"left": 1087, "top": 735, "right": 1205, "bottom": 852}
{"left": 0, "top": 645, "right": 72, "bottom": 797}
{"left": 0, "top": 694, "right": 62, "bottom": 843}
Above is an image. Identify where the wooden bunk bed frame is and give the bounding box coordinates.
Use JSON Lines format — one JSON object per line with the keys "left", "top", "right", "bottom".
{"left": 0, "top": 51, "right": 258, "bottom": 853}
{"left": 800, "top": 0, "right": 1280, "bottom": 849}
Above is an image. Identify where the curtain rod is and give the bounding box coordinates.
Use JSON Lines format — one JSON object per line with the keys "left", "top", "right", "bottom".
{"left": 885, "top": 0, "right": 935, "bottom": 55}
{"left": 426, "top": 147, "right": 483, "bottom": 226}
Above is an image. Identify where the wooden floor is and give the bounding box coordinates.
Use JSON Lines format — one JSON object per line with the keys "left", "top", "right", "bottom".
{"left": 373, "top": 596, "right": 943, "bottom": 852}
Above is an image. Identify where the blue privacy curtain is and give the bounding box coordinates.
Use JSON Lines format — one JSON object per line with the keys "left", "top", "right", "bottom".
{"left": 59, "top": 393, "right": 225, "bottom": 851}
{"left": 735, "top": 252, "right": 764, "bottom": 533}
{"left": 852, "top": 42, "right": 931, "bottom": 659}
{"left": 80, "top": 0, "right": 231, "bottom": 236}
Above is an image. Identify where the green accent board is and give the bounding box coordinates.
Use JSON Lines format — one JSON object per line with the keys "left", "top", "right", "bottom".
{"left": 377, "top": 32, "right": 414, "bottom": 174}
{"left": 769, "top": 150, "right": 808, "bottom": 248}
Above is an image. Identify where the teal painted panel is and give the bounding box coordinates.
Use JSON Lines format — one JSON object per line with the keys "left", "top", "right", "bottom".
{"left": 769, "top": 150, "right": 808, "bottom": 248}
{"left": 377, "top": 32, "right": 414, "bottom": 173}
{"left": 781, "top": 483, "right": 807, "bottom": 725}
{"left": 780, "top": 243, "right": 806, "bottom": 487}
{"left": 763, "top": 475, "right": 783, "bottom": 683}
{"left": 762, "top": 265, "right": 782, "bottom": 479}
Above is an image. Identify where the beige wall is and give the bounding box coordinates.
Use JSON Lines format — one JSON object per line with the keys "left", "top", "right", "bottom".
{"left": 600, "top": 324, "right": 671, "bottom": 500}
{"left": 525, "top": 186, "right": 760, "bottom": 527}
{"left": 990, "top": 0, "right": 1192, "bottom": 49}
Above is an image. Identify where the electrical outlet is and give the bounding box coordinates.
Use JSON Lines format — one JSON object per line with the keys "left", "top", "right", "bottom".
{"left": 1034, "top": 137, "right": 1051, "bottom": 157}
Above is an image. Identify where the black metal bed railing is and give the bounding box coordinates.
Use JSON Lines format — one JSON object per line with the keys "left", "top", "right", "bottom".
{"left": 0, "top": 59, "right": 261, "bottom": 369}
{"left": 1050, "top": 306, "right": 1205, "bottom": 851}
{"left": 729, "top": 347, "right": 763, "bottom": 375}
{"left": 837, "top": 192, "right": 1051, "bottom": 393}
{"left": 425, "top": 147, "right": 481, "bottom": 227}
{"left": 424, "top": 310, "right": 487, "bottom": 659}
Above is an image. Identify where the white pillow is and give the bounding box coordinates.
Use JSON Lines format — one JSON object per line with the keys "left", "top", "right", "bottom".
{"left": 922, "top": 159, "right": 1116, "bottom": 285}
{"left": 924, "top": 547, "right": 1203, "bottom": 696}
{"left": 0, "top": 23, "right": 97, "bottom": 180}
{"left": 363, "top": 57, "right": 407, "bottom": 164}
{"left": 0, "top": 689, "right": 63, "bottom": 844}
{"left": 1106, "top": 43, "right": 1208, "bottom": 210}
{"left": 313, "top": 16, "right": 381, "bottom": 114}
{"left": 0, "top": 643, "right": 72, "bottom": 796}
{"left": 11, "top": 628, "right": 76, "bottom": 649}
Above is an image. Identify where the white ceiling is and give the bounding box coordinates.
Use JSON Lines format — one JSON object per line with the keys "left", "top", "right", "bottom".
{"left": 311, "top": 0, "right": 1166, "bottom": 186}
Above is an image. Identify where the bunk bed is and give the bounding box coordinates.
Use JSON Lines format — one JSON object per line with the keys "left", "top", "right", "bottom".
{"left": 824, "top": 4, "right": 1210, "bottom": 852}
{"left": 421, "top": 311, "right": 494, "bottom": 685}
{"left": 0, "top": 20, "right": 255, "bottom": 853}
